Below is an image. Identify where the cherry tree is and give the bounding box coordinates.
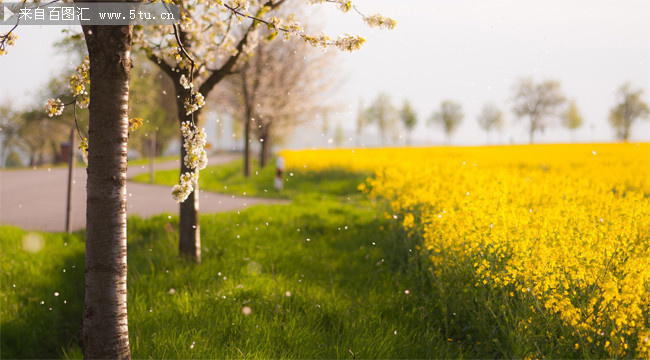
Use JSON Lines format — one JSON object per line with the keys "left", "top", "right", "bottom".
{"left": 132, "top": 0, "right": 395, "bottom": 262}
{"left": 4, "top": 13, "right": 136, "bottom": 356}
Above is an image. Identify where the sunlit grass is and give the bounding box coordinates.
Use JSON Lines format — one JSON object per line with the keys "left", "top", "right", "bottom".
{"left": 132, "top": 158, "right": 370, "bottom": 202}
{"left": 128, "top": 154, "right": 179, "bottom": 166}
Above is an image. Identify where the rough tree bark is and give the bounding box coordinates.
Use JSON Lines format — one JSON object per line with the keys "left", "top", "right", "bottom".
{"left": 79, "top": 23, "right": 133, "bottom": 359}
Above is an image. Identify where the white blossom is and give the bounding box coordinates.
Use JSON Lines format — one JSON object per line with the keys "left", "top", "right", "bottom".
{"left": 169, "top": 47, "right": 182, "bottom": 63}
{"left": 184, "top": 92, "right": 205, "bottom": 115}
{"left": 78, "top": 137, "right": 89, "bottom": 165}
{"left": 286, "top": 21, "right": 304, "bottom": 37}
{"left": 303, "top": 33, "right": 330, "bottom": 50}
{"left": 45, "top": 99, "right": 65, "bottom": 117}
{"left": 307, "top": 0, "right": 351, "bottom": 12}
{"left": 230, "top": 0, "right": 249, "bottom": 12}
{"left": 77, "top": 92, "right": 89, "bottom": 109}
{"left": 181, "top": 121, "right": 208, "bottom": 170}
{"left": 363, "top": 14, "right": 397, "bottom": 29}
{"left": 0, "top": 33, "right": 17, "bottom": 56}
{"left": 173, "top": 122, "right": 209, "bottom": 202}
{"left": 7, "top": 33, "right": 17, "bottom": 46}
{"left": 268, "top": 16, "right": 282, "bottom": 29}
{"left": 180, "top": 74, "right": 193, "bottom": 90}
{"left": 172, "top": 171, "right": 198, "bottom": 202}
{"left": 69, "top": 56, "right": 90, "bottom": 96}
{"left": 334, "top": 34, "right": 366, "bottom": 52}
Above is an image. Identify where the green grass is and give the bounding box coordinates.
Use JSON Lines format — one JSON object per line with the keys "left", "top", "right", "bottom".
{"left": 131, "top": 158, "right": 371, "bottom": 201}
{"left": 0, "top": 155, "right": 177, "bottom": 172}
{"left": 1, "top": 168, "right": 459, "bottom": 358}
{"left": 124, "top": 201, "right": 456, "bottom": 358}
{"left": 128, "top": 154, "right": 179, "bottom": 166}
{"left": 3, "top": 160, "right": 590, "bottom": 358}
{"left": 1, "top": 228, "right": 86, "bottom": 358}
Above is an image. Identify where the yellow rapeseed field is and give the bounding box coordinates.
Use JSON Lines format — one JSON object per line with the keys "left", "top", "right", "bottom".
{"left": 282, "top": 143, "right": 650, "bottom": 358}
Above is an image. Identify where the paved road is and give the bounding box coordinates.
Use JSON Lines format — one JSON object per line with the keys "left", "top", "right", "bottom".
{"left": 0, "top": 154, "right": 287, "bottom": 232}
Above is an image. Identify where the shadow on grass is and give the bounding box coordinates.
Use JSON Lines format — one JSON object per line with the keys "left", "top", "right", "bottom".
{"left": 0, "top": 227, "right": 86, "bottom": 358}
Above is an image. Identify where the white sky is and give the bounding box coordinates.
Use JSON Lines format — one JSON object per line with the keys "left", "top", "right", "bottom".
{"left": 1, "top": 0, "right": 649, "bottom": 147}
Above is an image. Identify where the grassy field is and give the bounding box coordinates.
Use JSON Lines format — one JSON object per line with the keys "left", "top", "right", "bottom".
{"left": 1, "top": 163, "right": 460, "bottom": 358}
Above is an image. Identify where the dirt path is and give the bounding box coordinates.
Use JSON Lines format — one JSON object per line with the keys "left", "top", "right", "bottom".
{"left": 0, "top": 154, "right": 287, "bottom": 232}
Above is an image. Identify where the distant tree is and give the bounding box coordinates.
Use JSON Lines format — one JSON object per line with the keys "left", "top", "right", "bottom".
{"left": 561, "top": 100, "right": 583, "bottom": 142}
{"left": 334, "top": 122, "right": 345, "bottom": 147}
{"left": 4, "top": 150, "right": 22, "bottom": 168}
{"left": 6, "top": 78, "right": 81, "bottom": 166}
{"left": 219, "top": 32, "right": 335, "bottom": 173}
{"left": 512, "top": 77, "right": 565, "bottom": 143}
{"left": 16, "top": 109, "right": 68, "bottom": 166}
{"left": 0, "top": 104, "right": 19, "bottom": 168}
{"left": 128, "top": 56, "right": 178, "bottom": 158}
{"left": 608, "top": 83, "right": 649, "bottom": 141}
{"left": 400, "top": 100, "right": 417, "bottom": 145}
{"left": 477, "top": 102, "right": 504, "bottom": 143}
{"left": 365, "top": 93, "right": 398, "bottom": 145}
{"left": 321, "top": 110, "right": 330, "bottom": 136}
{"left": 356, "top": 98, "right": 366, "bottom": 145}
{"left": 429, "top": 100, "right": 463, "bottom": 145}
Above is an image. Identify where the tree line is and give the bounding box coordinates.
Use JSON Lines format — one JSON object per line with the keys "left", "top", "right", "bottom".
{"left": 0, "top": 35, "right": 330, "bottom": 170}
{"left": 358, "top": 79, "right": 649, "bottom": 145}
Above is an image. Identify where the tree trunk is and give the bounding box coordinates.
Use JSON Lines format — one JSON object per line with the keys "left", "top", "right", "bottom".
{"left": 242, "top": 71, "right": 252, "bottom": 177}
{"left": 259, "top": 133, "right": 267, "bottom": 168}
{"left": 259, "top": 125, "right": 270, "bottom": 168}
{"left": 79, "top": 23, "right": 133, "bottom": 359}
{"left": 179, "top": 129, "right": 201, "bottom": 262}
{"left": 529, "top": 128, "right": 534, "bottom": 144}
{"left": 174, "top": 82, "right": 202, "bottom": 263}
{"left": 529, "top": 115, "right": 537, "bottom": 144}
{"left": 623, "top": 124, "right": 630, "bottom": 142}
{"left": 243, "top": 113, "right": 251, "bottom": 177}
{"left": 50, "top": 140, "right": 61, "bottom": 164}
